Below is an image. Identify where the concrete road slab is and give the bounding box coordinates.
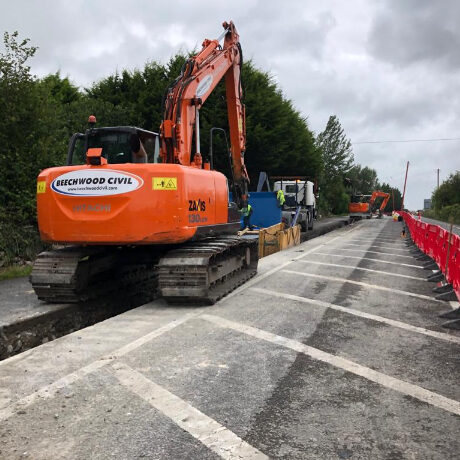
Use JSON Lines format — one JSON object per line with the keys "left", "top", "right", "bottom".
{"left": 0, "top": 218, "right": 459, "bottom": 459}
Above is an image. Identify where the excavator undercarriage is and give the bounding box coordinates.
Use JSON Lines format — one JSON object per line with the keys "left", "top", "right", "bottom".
{"left": 31, "top": 237, "right": 258, "bottom": 305}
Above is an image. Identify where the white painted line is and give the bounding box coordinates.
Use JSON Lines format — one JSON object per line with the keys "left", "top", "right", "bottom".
{"left": 312, "top": 252, "right": 425, "bottom": 270}
{"left": 347, "top": 238, "right": 408, "bottom": 247}
{"left": 450, "top": 301, "right": 460, "bottom": 311}
{"left": 223, "top": 222, "right": 364, "bottom": 300}
{"left": 341, "top": 243, "right": 411, "bottom": 252}
{"left": 329, "top": 247, "right": 415, "bottom": 259}
{"left": 282, "top": 270, "right": 440, "bottom": 302}
{"left": 111, "top": 363, "right": 267, "bottom": 460}
{"left": 347, "top": 237, "right": 405, "bottom": 244}
{"left": 250, "top": 287, "right": 460, "bottom": 345}
{"left": 201, "top": 314, "right": 460, "bottom": 417}
{"left": 296, "top": 260, "right": 426, "bottom": 281}
{"left": 0, "top": 312, "right": 200, "bottom": 422}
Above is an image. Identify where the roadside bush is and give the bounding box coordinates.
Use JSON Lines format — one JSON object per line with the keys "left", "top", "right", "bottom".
{"left": 436, "top": 204, "right": 460, "bottom": 225}
{"left": 423, "top": 204, "right": 460, "bottom": 225}
{"left": 0, "top": 218, "right": 44, "bottom": 265}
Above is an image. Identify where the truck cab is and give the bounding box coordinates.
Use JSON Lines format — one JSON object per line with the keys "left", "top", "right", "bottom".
{"left": 273, "top": 180, "right": 317, "bottom": 231}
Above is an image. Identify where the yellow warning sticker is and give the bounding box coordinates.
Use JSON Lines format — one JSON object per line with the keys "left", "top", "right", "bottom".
{"left": 152, "top": 177, "right": 177, "bottom": 190}
{"left": 37, "top": 181, "right": 46, "bottom": 194}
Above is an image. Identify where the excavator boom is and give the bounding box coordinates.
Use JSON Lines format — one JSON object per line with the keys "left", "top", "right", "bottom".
{"left": 160, "top": 21, "right": 249, "bottom": 206}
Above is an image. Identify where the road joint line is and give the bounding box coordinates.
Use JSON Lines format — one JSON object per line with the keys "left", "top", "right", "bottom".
{"left": 281, "top": 269, "right": 440, "bottom": 302}
{"left": 328, "top": 247, "right": 417, "bottom": 259}
{"left": 311, "top": 252, "right": 425, "bottom": 269}
{"left": 200, "top": 314, "right": 460, "bottom": 417}
{"left": 223, "top": 222, "right": 364, "bottom": 300}
{"left": 249, "top": 287, "right": 460, "bottom": 345}
{"left": 295, "top": 260, "right": 426, "bottom": 281}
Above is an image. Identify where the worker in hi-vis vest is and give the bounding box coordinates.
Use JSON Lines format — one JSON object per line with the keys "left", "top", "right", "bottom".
{"left": 277, "top": 189, "right": 285, "bottom": 208}
{"left": 241, "top": 203, "right": 253, "bottom": 230}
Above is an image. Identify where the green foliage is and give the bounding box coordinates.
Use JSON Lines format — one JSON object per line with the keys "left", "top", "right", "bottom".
{"left": 432, "top": 171, "right": 460, "bottom": 210}
{"left": 316, "top": 115, "right": 354, "bottom": 214}
{"left": 40, "top": 72, "right": 80, "bottom": 104}
{"left": 86, "top": 55, "right": 186, "bottom": 130}
{"left": 347, "top": 164, "right": 379, "bottom": 195}
{"left": 316, "top": 115, "right": 354, "bottom": 178}
{"left": 427, "top": 172, "right": 460, "bottom": 223}
{"left": 424, "top": 204, "right": 460, "bottom": 225}
{"left": 0, "top": 31, "right": 40, "bottom": 220}
{"left": 379, "top": 182, "right": 402, "bottom": 212}
{"left": 0, "top": 264, "right": 33, "bottom": 281}
{"left": 241, "top": 63, "right": 321, "bottom": 185}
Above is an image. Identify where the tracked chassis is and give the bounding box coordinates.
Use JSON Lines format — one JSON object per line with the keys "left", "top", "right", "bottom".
{"left": 30, "top": 246, "right": 160, "bottom": 303}
{"left": 30, "top": 237, "right": 258, "bottom": 305}
{"left": 158, "top": 236, "right": 258, "bottom": 304}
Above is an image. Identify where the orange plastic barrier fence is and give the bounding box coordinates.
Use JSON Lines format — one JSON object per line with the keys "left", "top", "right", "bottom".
{"left": 400, "top": 212, "right": 460, "bottom": 301}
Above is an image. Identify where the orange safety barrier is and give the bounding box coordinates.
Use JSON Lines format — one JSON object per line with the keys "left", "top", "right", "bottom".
{"left": 399, "top": 211, "right": 460, "bottom": 301}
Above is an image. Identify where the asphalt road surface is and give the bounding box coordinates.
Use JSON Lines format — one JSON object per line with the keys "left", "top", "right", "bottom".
{"left": 0, "top": 217, "right": 459, "bottom": 459}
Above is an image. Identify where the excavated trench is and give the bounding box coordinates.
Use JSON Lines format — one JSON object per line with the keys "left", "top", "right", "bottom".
{"left": 0, "top": 287, "right": 156, "bottom": 361}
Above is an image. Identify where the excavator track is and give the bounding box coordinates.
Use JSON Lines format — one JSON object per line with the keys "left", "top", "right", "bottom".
{"left": 31, "top": 237, "right": 258, "bottom": 305}
{"left": 30, "top": 246, "right": 160, "bottom": 303}
{"left": 157, "top": 237, "right": 259, "bottom": 304}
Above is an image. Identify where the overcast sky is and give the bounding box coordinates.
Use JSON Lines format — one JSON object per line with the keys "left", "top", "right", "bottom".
{"left": 1, "top": 0, "right": 459, "bottom": 209}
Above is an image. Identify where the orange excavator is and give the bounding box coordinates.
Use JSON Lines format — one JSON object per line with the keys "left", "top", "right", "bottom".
{"left": 30, "top": 21, "right": 258, "bottom": 304}
{"left": 369, "top": 190, "right": 390, "bottom": 218}
{"left": 349, "top": 190, "right": 390, "bottom": 220}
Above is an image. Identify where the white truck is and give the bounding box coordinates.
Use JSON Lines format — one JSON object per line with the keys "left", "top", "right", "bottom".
{"left": 273, "top": 180, "right": 317, "bottom": 231}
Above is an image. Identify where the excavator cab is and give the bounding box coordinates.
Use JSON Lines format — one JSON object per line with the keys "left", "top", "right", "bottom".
{"left": 67, "top": 126, "right": 160, "bottom": 166}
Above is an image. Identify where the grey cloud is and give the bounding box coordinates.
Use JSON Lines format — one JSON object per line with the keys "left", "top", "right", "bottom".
{"left": 368, "top": 0, "right": 460, "bottom": 69}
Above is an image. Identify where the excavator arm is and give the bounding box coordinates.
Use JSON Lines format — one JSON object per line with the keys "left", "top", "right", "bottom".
{"left": 160, "top": 21, "right": 249, "bottom": 207}
{"left": 379, "top": 193, "right": 390, "bottom": 211}
{"left": 369, "top": 191, "right": 390, "bottom": 212}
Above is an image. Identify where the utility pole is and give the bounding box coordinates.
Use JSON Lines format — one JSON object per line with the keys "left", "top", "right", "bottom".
{"left": 437, "top": 168, "right": 440, "bottom": 189}
{"left": 401, "top": 161, "right": 409, "bottom": 211}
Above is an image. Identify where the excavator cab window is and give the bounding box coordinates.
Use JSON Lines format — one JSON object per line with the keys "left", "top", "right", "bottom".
{"left": 88, "top": 131, "right": 132, "bottom": 164}
{"left": 68, "top": 128, "right": 160, "bottom": 165}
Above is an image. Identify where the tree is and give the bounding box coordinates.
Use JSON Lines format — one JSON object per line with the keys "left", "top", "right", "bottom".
{"left": 429, "top": 171, "right": 460, "bottom": 223}
{"left": 432, "top": 171, "right": 460, "bottom": 210}
{"left": 0, "top": 31, "right": 39, "bottom": 220}
{"left": 316, "top": 115, "right": 354, "bottom": 214}
{"left": 0, "top": 32, "right": 44, "bottom": 261}
{"left": 316, "top": 115, "right": 354, "bottom": 179}
{"left": 379, "top": 182, "right": 402, "bottom": 212}
{"left": 347, "top": 164, "right": 379, "bottom": 195}
{"left": 39, "top": 72, "right": 80, "bottom": 105}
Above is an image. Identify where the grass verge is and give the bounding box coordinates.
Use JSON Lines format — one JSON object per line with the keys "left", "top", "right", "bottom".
{"left": 0, "top": 264, "right": 33, "bottom": 281}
